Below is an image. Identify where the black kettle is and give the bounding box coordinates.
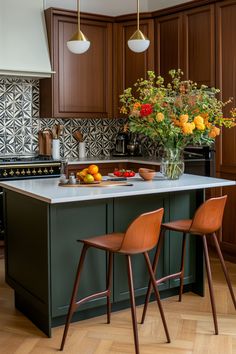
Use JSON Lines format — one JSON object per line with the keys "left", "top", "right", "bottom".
{"left": 113, "top": 131, "right": 129, "bottom": 156}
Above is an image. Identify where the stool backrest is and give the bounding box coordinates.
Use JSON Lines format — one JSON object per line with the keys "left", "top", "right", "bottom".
{"left": 190, "top": 195, "right": 227, "bottom": 234}
{"left": 119, "top": 208, "right": 164, "bottom": 254}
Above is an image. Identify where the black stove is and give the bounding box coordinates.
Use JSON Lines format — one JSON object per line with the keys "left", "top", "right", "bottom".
{"left": 0, "top": 154, "right": 61, "bottom": 180}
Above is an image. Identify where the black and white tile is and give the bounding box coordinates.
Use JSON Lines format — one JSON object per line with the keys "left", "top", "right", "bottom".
{"left": 0, "top": 78, "right": 156, "bottom": 158}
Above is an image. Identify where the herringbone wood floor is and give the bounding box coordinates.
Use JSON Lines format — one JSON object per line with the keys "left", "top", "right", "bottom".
{"left": 1, "top": 255, "right": 236, "bottom": 354}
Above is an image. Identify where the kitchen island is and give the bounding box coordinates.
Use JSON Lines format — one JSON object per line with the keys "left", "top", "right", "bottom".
{"left": 1, "top": 174, "right": 235, "bottom": 336}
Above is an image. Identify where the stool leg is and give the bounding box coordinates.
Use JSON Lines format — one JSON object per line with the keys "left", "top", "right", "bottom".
{"left": 212, "top": 232, "right": 236, "bottom": 309}
{"left": 60, "top": 244, "right": 88, "bottom": 351}
{"left": 144, "top": 252, "right": 171, "bottom": 343}
{"left": 179, "top": 233, "right": 187, "bottom": 302}
{"left": 126, "top": 255, "right": 140, "bottom": 354}
{"left": 141, "top": 230, "right": 164, "bottom": 324}
{"left": 202, "top": 235, "right": 218, "bottom": 335}
{"left": 106, "top": 252, "right": 113, "bottom": 324}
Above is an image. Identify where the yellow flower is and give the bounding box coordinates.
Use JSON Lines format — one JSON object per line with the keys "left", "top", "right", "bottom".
{"left": 179, "top": 114, "right": 189, "bottom": 125}
{"left": 182, "top": 123, "right": 194, "bottom": 135}
{"left": 120, "top": 106, "right": 127, "bottom": 114}
{"left": 194, "top": 115, "right": 204, "bottom": 126}
{"left": 156, "top": 112, "right": 164, "bottom": 122}
{"left": 196, "top": 123, "right": 206, "bottom": 131}
{"left": 190, "top": 122, "right": 195, "bottom": 130}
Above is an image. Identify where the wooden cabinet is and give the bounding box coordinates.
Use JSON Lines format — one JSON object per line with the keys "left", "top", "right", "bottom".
{"left": 215, "top": 0, "right": 236, "bottom": 259}
{"left": 183, "top": 5, "right": 215, "bottom": 86}
{"left": 156, "top": 13, "right": 183, "bottom": 82}
{"left": 114, "top": 18, "right": 155, "bottom": 116}
{"left": 156, "top": 5, "right": 215, "bottom": 86}
{"left": 40, "top": 8, "right": 113, "bottom": 118}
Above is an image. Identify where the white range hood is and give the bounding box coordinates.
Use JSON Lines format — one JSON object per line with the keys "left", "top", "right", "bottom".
{"left": 0, "top": 0, "right": 54, "bottom": 78}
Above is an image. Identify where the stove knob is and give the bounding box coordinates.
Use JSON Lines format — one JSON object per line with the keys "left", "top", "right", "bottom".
{"left": 32, "top": 169, "right": 36, "bottom": 175}
{"left": 49, "top": 167, "right": 54, "bottom": 174}
{"left": 21, "top": 169, "right": 25, "bottom": 175}
{"left": 3, "top": 170, "right": 8, "bottom": 177}
{"left": 43, "top": 168, "right": 48, "bottom": 174}
{"left": 16, "top": 169, "right": 20, "bottom": 176}
{"left": 9, "top": 169, "right": 14, "bottom": 176}
{"left": 38, "top": 168, "right": 42, "bottom": 174}
{"left": 26, "top": 169, "right": 31, "bottom": 175}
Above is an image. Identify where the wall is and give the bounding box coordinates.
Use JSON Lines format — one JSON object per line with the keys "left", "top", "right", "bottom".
{"left": 44, "top": 0, "right": 191, "bottom": 15}
{"left": 44, "top": 0, "right": 149, "bottom": 16}
{"left": 0, "top": 78, "right": 156, "bottom": 158}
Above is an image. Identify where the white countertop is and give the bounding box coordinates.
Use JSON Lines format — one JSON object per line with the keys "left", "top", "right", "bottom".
{"left": 0, "top": 174, "right": 235, "bottom": 204}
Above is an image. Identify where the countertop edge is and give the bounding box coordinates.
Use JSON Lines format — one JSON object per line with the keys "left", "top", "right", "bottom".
{"left": 0, "top": 178, "right": 235, "bottom": 204}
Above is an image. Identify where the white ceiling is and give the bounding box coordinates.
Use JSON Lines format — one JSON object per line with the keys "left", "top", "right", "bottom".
{"left": 44, "top": 0, "right": 192, "bottom": 16}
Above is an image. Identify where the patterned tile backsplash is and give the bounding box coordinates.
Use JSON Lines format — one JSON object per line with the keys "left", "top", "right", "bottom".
{"left": 0, "top": 78, "right": 156, "bottom": 158}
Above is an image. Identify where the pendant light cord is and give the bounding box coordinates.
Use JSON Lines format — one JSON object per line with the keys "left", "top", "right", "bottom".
{"left": 77, "top": 0, "right": 80, "bottom": 33}
{"left": 137, "top": 0, "right": 140, "bottom": 31}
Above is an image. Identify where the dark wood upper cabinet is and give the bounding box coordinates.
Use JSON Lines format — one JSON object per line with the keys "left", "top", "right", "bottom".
{"left": 114, "top": 19, "right": 154, "bottom": 116}
{"left": 155, "top": 5, "right": 215, "bottom": 86}
{"left": 40, "top": 8, "right": 113, "bottom": 118}
{"left": 155, "top": 13, "right": 183, "bottom": 83}
{"left": 183, "top": 5, "right": 215, "bottom": 87}
{"left": 216, "top": 0, "right": 236, "bottom": 174}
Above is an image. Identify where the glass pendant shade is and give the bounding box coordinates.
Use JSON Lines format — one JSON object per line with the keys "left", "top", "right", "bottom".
{"left": 128, "top": 29, "right": 150, "bottom": 53}
{"left": 128, "top": 0, "right": 150, "bottom": 53}
{"left": 67, "top": 0, "right": 90, "bottom": 54}
{"left": 67, "top": 30, "right": 90, "bottom": 54}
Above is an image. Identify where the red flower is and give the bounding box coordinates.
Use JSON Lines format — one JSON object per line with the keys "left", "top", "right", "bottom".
{"left": 140, "top": 103, "right": 153, "bottom": 117}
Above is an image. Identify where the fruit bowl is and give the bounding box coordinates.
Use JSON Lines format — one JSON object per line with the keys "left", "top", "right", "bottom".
{"left": 138, "top": 168, "right": 156, "bottom": 181}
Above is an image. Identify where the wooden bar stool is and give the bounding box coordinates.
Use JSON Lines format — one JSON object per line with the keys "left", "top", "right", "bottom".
{"left": 141, "top": 195, "right": 236, "bottom": 335}
{"left": 60, "top": 208, "right": 171, "bottom": 354}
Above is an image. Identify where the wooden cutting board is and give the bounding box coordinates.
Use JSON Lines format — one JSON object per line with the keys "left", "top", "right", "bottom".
{"left": 59, "top": 181, "right": 133, "bottom": 187}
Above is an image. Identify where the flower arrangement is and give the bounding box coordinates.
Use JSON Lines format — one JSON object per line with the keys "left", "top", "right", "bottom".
{"left": 120, "top": 70, "right": 236, "bottom": 179}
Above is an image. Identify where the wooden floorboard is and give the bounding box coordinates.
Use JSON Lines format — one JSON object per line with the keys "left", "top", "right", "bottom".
{"left": 1, "top": 255, "right": 236, "bottom": 353}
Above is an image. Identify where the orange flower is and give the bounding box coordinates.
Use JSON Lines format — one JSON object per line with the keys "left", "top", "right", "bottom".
{"left": 156, "top": 112, "right": 164, "bottom": 122}
{"left": 201, "top": 113, "right": 209, "bottom": 119}
{"left": 179, "top": 114, "right": 189, "bottom": 125}
{"left": 148, "top": 117, "right": 154, "bottom": 123}
{"left": 209, "top": 126, "right": 220, "bottom": 138}
{"left": 133, "top": 102, "right": 141, "bottom": 110}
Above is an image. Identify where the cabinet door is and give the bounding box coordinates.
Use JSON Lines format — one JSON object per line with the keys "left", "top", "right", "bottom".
{"left": 215, "top": 0, "right": 236, "bottom": 257}
{"left": 40, "top": 10, "right": 113, "bottom": 118}
{"left": 114, "top": 19, "right": 154, "bottom": 116}
{"left": 156, "top": 13, "right": 183, "bottom": 83}
{"left": 183, "top": 5, "right": 215, "bottom": 86}
{"left": 113, "top": 195, "right": 169, "bottom": 302}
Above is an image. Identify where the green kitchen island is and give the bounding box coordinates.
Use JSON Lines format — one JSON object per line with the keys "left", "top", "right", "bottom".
{"left": 0, "top": 174, "right": 235, "bottom": 336}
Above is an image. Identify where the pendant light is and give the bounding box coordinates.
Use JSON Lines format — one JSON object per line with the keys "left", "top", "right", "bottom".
{"left": 67, "top": 0, "right": 90, "bottom": 54}
{"left": 128, "top": 0, "right": 150, "bottom": 53}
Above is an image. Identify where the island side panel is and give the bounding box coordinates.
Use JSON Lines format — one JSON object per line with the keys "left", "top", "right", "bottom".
{"left": 113, "top": 193, "right": 169, "bottom": 302}
{"left": 4, "top": 190, "right": 51, "bottom": 336}
{"left": 49, "top": 199, "right": 114, "bottom": 323}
